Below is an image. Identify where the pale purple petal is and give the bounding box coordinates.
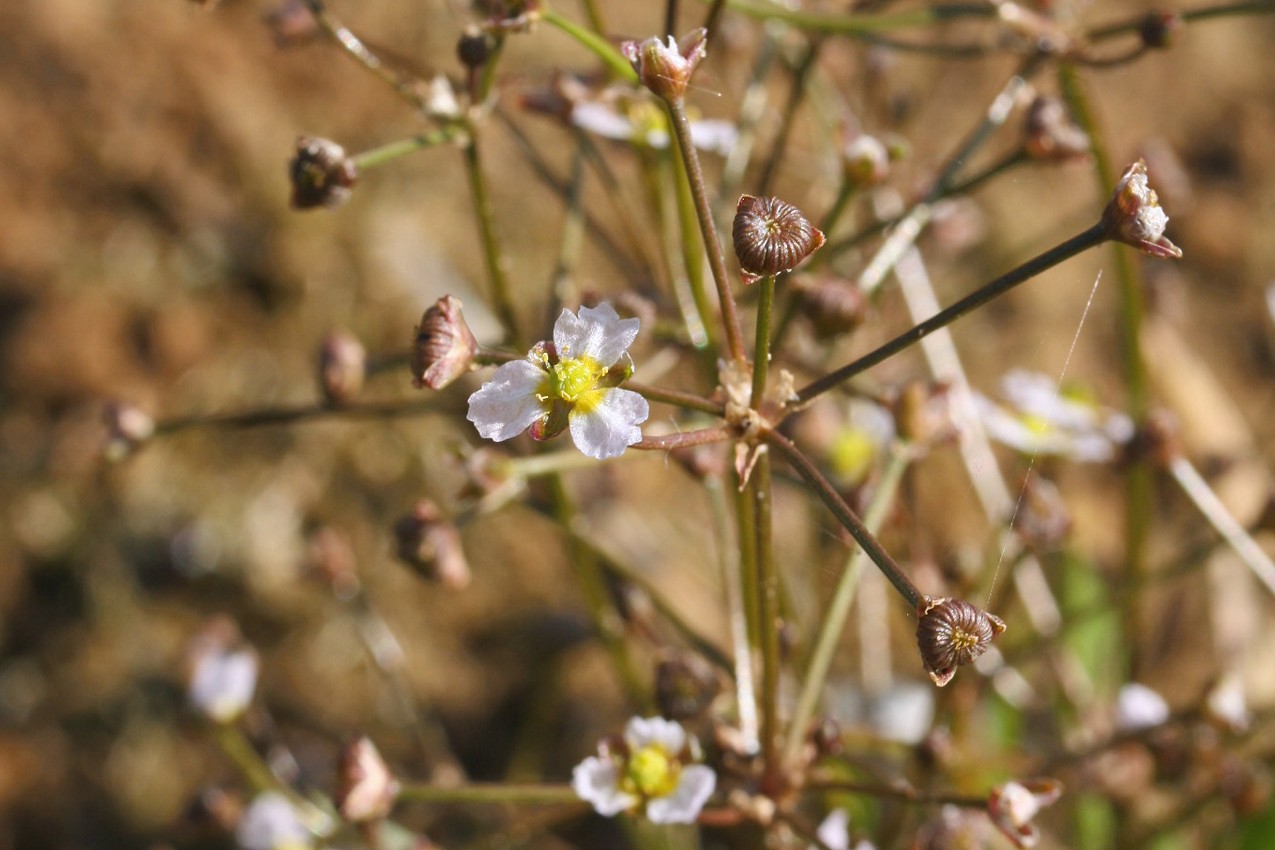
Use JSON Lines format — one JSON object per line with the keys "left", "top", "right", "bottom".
{"left": 570, "top": 389, "right": 649, "bottom": 460}
{"left": 572, "top": 756, "right": 638, "bottom": 816}
{"left": 189, "top": 648, "right": 258, "bottom": 722}
{"left": 1116, "top": 682, "right": 1169, "bottom": 731}
{"left": 623, "top": 716, "right": 686, "bottom": 752}
{"left": 816, "top": 809, "right": 850, "bottom": 850}
{"left": 554, "top": 303, "right": 640, "bottom": 368}
{"left": 571, "top": 102, "right": 638, "bottom": 142}
{"left": 645, "top": 765, "right": 715, "bottom": 824}
{"left": 237, "top": 793, "right": 311, "bottom": 850}
{"left": 466, "top": 360, "right": 547, "bottom": 442}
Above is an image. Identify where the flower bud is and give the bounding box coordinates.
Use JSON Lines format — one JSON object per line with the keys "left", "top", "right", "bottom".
{"left": 732, "top": 195, "right": 825, "bottom": 284}
{"left": 1101, "top": 159, "right": 1182, "bottom": 259}
{"left": 411, "top": 295, "right": 478, "bottom": 390}
{"left": 793, "top": 275, "right": 867, "bottom": 339}
{"left": 335, "top": 737, "right": 399, "bottom": 823}
{"left": 318, "top": 330, "right": 366, "bottom": 406}
{"left": 842, "top": 133, "right": 890, "bottom": 187}
{"left": 392, "top": 499, "right": 470, "bottom": 589}
{"left": 1023, "top": 96, "right": 1089, "bottom": 161}
{"left": 457, "top": 27, "right": 495, "bottom": 70}
{"left": 102, "top": 400, "right": 155, "bottom": 461}
{"left": 622, "top": 29, "right": 707, "bottom": 102}
{"left": 915, "top": 597, "right": 1005, "bottom": 687}
{"left": 264, "top": 1, "right": 318, "bottom": 48}
{"left": 289, "top": 137, "right": 357, "bottom": 210}
{"left": 655, "top": 652, "right": 721, "bottom": 720}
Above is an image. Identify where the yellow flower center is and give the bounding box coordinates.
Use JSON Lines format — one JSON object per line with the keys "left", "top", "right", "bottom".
{"left": 551, "top": 355, "right": 605, "bottom": 403}
{"left": 622, "top": 745, "right": 681, "bottom": 799}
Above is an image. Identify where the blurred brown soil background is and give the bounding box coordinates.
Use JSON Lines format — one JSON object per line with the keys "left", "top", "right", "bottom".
{"left": 2, "top": 1, "right": 1275, "bottom": 848}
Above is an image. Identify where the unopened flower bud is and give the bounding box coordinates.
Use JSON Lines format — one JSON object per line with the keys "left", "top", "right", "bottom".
{"left": 1101, "top": 159, "right": 1182, "bottom": 259}
{"left": 842, "top": 133, "right": 890, "bottom": 186}
{"left": 915, "top": 597, "right": 1006, "bottom": 687}
{"left": 411, "top": 295, "right": 478, "bottom": 390}
{"left": 732, "top": 195, "right": 825, "bottom": 284}
{"left": 289, "top": 137, "right": 357, "bottom": 210}
{"left": 793, "top": 275, "right": 867, "bottom": 339}
{"left": 103, "top": 400, "right": 155, "bottom": 461}
{"left": 987, "top": 779, "right": 1063, "bottom": 849}
{"left": 318, "top": 330, "right": 366, "bottom": 406}
{"left": 264, "top": 1, "right": 318, "bottom": 47}
{"left": 335, "top": 737, "right": 399, "bottom": 823}
{"left": 891, "top": 380, "right": 955, "bottom": 447}
{"left": 392, "top": 499, "right": 470, "bottom": 589}
{"left": 622, "top": 29, "right": 707, "bottom": 102}
{"left": 1023, "top": 96, "right": 1089, "bottom": 161}
{"left": 457, "top": 27, "right": 495, "bottom": 69}
{"left": 1139, "top": 10, "right": 1183, "bottom": 49}
{"left": 655, "top": 652, "right": 721, "bottom": 720}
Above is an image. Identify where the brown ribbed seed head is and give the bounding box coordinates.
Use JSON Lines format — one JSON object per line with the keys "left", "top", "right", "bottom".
{"left": 915, "top": 597, "right": 1006, "bottom": 687}
{"left": 732, "top": 195, "right": 825, "bottom": 284}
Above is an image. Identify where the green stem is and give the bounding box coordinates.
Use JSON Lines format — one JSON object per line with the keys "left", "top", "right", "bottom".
{"left": 783, "top": 445, "right": 910, "bottom": 764}
{"left": 632, "top": 426, "right": 734, "bottom": 452}
{"left": 1087, "top": 1, "right": 1275, "bottom": 41}
{"left": 707, "top": 473, "right": 760, "bottom": 750}
{"left": 396, "top": 782, "right": 582, "bottom": 805}
{"left": 753, "top": 449, "right": 781, "bottom": 786}
{"left": 462, "top": 135, "right": 521, "bottom": 347}
{"left": 755, "top": 38, "right": 822, "bottom": 198}
{"left": 300, "top": 0, "right": 431, "bottom": 112}
{"left": 541, "top": 9, "right": 638, "bottom": 83}
{"left": 722, "top": 1, "right": 996, "bottom": 34}
{"left": 664, "top": 96, "right": 748, "bottom": 362}
{"left": 795, "top": 222, "right": 1108, "bottom": 404}
{"left": 352, "top": 127, "right": 465, "bottom": 170}
{"left": 764, "top": 428, "right": 923, "bottom": 609}
{"left": 214, "top": 723, "right": 287, "bottom": 797}
{"left": 670, "top": 139, "right": 719, "bottom": 356}
{"left": 750, "top": 275, "right": 776, "bottom": 408}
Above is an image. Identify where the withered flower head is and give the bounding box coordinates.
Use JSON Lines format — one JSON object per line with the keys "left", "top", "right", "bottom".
{"left": 289, "top": 136, "right": 358, "bottom": 210}
{"left": 1101, "top": 159, "right": 1182, "bottom": 259}
{"left": 1023, "top": 96, "right": 1089, "bottom": 161}
{"left": 411, "top": 295, "right": 478, "bottom": 390}
{"left": 793, "top": 275, "right": 867, "bottom": 340}
{"left": 915, "top": 596, "right": 1006, "bottom": 687}
{"left": 621, "top": 29, "right": 707, "bottom": 102}
{"left": 655, "top": 652, "right": 721, "bottom": 721}
{"left": 335, "top": 737, "right": 400, "bottom": 823}
{"left": 393, "top": 499, "right": 471, "bottom": 589}
{"left": 318, "top": 330, "right": 366, "bottom": 406}
{"left": 732, "top": 195, "right": 825, "bottom": 284}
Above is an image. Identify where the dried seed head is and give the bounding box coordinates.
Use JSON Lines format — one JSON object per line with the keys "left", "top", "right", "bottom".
{"left": 289, "top": 137, "right": 357, "bottom": 210}
{"left": 1101, "top": 159, "right": 1182, "bottom": 259}
{"left": 655, "top": 652, "right": 721, "bottom": 720}
{"left": 1024, "top": 96, "right": 1089, "bottom": 161}
{"left": 335, "top": 737, "right": 399, "bottom": 823}
{"left": 1139, "top": 11, "right": 1183, "bottom": 49}
{"left": 621, "top": 29, "right": 707, "bottom": 102}
{"left": 318, "top": 330, "right": 366, "bottom": 406}
{"left": 915, "top": 597, "right": 1006, "bottom": 687}
{"left": 793, "top": 275, "right": 867, "bottom": 339}
{"left": 411, "top": 295, "right": 478, "bottom": 390}
{"left": 457, "top": 27, "right": 495, "bottom": 69}
{"left": 732, "top": 195, "right": 825, "bottom": 284}
{"left": 393, "top": 499, "right": 470, "bottom": 589}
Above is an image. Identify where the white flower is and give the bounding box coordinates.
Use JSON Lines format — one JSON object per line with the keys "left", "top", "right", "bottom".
{"left": 974, "top": 370, "right": 1133, "bottom": 462}
{"left": 189, "top": 644, "right": 258, "bottom": 723}
{"left": 237, "top": 793, "right": 312, "bottom": 850}
{"left": 1115, "top": 682, "right": 1170, "bottom": 731}
{"left": 572, "top": 716, "right": 716, "bottom": 824}
{"left": 572, "top": 100, "right": 738, "bottom": 155}
{"left": 467, "top": 303, "right": 649, "bottom": 460}
{"left": 813, "top": 809, "right": 877, "bottom": 850}
{"left": 987, "top": 779, "right": 1063, "bottom": 849}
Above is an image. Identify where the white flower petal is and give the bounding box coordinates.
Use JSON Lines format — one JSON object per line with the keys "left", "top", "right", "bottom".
{"left": 623, "top": 716, "right": 686, "bottom": 752}
{"left": 237, "top": 793, "right": 311, "bottom": 850}
{"left": 554, "top": 303, "right": 640, "bottom": 368}
{"left": 572, "top": 756, "right": 638, "bottom": 816}
{"left": 1116, "top": 682, "right": 1170, "bottom": 731}
{"left": 569, "top": 388, "right": 648, "bottom": 460}
{"left": 816, "top": 809, "right": 851, "bottom": 850}
{"left": 645, "top": 764, "right": 715, "bottom": 824}
{"left": 466, "top": 360, "right": 547, "bottom": 442}
{"left": 189, "top": 648, "right": 258, "bottom": 722}
{"left": 571, "top": 101, "right": 638, "bottom": 142}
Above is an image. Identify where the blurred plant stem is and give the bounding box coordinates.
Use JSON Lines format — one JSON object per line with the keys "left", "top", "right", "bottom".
{"left": 752, "top": 449, "right": 781, "bottom": 786}
{"left": 396, "top": 782, "right": 581, "bottom": 805}
{"left": 784, "top": 444, "right": 910, "bottom": 765}
{"left": 795, "top": 222, "right": 1109, "bottom": 404}
{"left": 541, "top": 9, "right": 637, "bottom": 83}
{"left": 462, "top": 133, "right": 521, "bottom": 348}
{"left": 351, "top": 127, "right": 465, "bottom": 170}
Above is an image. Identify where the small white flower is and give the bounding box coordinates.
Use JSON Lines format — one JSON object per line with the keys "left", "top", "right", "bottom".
{"left": 572, "top": 100, "right": 738, "bottom": 155}
{"left": 987, "top": 779, "right": 1063, "bottom": 849}
{"left": 237, "top": 793, "right": 312, "bottom": 850}
{"left": 467, "top": 303, "right": 649, "bottom": 460}
{"left": 1115, "top": 682, "right": 1170, "bottom": 731}
{"left": 572, "top": 716, "right": 716, "bottom": 824}
{"left": 974, "top": 370, "right": 1132, "bottom": 462}
{"left": 189, "top": 644, "right": 258, "bottom": 723}
{"left": 1207, "top": 675, "right": 1250, "bottom": 732}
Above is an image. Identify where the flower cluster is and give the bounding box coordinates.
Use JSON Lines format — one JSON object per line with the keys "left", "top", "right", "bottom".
{"left": 467, "top": 302, "right": 649, "bottom": 459}
{"left": 974, "top": 370, "right": 1133, "bottom": 463}
{"left": 572, "top": 716, "right": 716, "bottom": 824}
